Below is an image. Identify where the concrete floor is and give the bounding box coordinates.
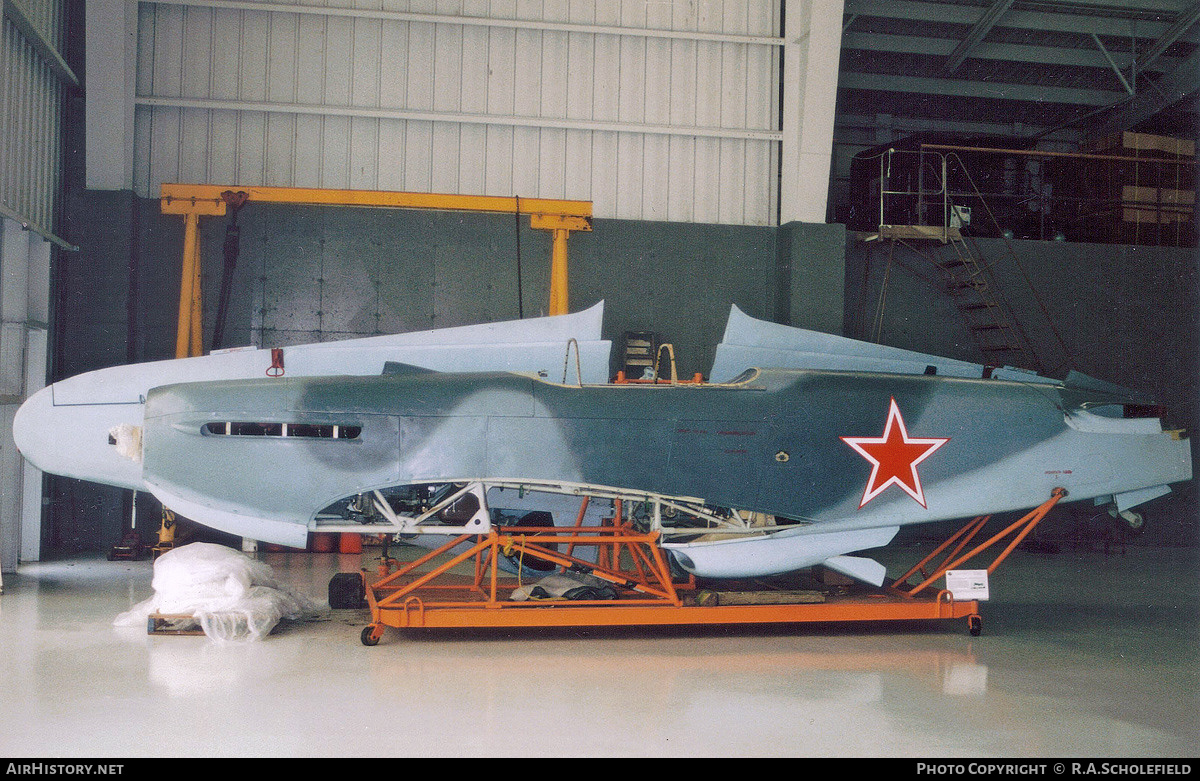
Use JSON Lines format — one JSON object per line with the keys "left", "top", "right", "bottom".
{"left": 0, "top": 540, "right": 1196, "bottom": 758}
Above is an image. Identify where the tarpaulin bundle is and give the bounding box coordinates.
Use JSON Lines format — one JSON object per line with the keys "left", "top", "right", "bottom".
{"left": 114, "top": 542, "right": 324, "bottom": 641}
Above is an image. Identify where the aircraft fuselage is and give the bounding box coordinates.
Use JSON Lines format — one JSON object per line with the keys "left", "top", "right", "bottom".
{"left": 136, "top": 366, "right": 1191, "bottom": 554}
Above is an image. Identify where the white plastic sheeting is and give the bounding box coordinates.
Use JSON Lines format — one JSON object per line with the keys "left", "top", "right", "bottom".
{"left": 114, "top": 542, "right": 324, "bottom": 641}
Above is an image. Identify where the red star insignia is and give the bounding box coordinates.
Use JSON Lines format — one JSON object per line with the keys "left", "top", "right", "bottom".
{"left": 841, "top": 397, "right": 950, "bottom": 509}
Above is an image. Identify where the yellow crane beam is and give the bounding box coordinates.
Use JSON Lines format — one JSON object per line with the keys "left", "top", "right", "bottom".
{"left": 160, "top": 184, "right": 594, "bottom": 358}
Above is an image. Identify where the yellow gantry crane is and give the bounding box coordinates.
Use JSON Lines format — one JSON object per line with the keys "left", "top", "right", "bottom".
{"left": 161, "top": 184, "right": 593, "bottom": 358}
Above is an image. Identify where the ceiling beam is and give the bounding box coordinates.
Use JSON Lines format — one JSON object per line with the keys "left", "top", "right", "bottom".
{"left": 136, "top": 95, "right": 785, "bottom": 141}
{"left": 839, "top": 71, "right": 1127, "bottom": 106}
{"left": 844, "top": 0, "right": 1200, "bottom": 41}
{"left": 145, "top": 0, "right": 785, "bottom": 47}
{"left": 1136, "top": 1, "right": 1200, "bottom": 70}
{"left": 842, "top": 31, "right": 1184, "bottom": 71}
{"left": 834, "top": 111, "right": 1081, "bottom": 142}
{"left": 1096, "top": 48, "right": 1200, "bottom": 133}
{"left": 1091, "top": 33, "right": 1135, "bottom": 94}
{"left": 945, "top": 0, "right": 1015, "bottom": 73}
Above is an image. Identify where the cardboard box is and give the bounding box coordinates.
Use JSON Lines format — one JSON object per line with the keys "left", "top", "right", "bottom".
{"left": 1120, "top": 185, "right": 1195, "bottom": 206}
{"left": 1119, "top": 186, "right": 1195, "bottom": 223}
{"left": 1087, "top": 131, "right": 1195, "bottom": 159}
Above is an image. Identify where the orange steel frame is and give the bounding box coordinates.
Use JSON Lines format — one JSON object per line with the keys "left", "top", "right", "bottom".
{"left": 357, "top": 488, "right": 1069, "bottom": 644}
{"left": 890, "top": 488, "right": 1066, "bottom": 597}
{"left": 161, "top": 183, "right": 593, "bottom": 358}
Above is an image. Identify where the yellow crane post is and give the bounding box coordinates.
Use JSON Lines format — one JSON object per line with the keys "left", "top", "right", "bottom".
{"left": 160, "top": 184, "right": 594, "bottom": 357}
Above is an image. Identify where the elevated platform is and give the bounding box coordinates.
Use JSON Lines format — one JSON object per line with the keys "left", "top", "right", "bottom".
{"left": 865, "top": 224, "right": 963, "bottom": 243}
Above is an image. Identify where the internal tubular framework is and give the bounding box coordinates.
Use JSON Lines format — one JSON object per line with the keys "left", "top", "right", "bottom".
{"left": 312, "top": 478, "right": 803, "bottom": 540}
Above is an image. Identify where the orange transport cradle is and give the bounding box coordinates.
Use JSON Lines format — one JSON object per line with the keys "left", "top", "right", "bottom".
{"left": 353, "top": 489, "right": 1067, "bottom": 645}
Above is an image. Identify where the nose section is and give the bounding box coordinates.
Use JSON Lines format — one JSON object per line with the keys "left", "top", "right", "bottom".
{"left": 12, "top": 384, "right": 55, "bottom": 467}
{"left": 13, "top": 383, "right": 145, "bottom": 490}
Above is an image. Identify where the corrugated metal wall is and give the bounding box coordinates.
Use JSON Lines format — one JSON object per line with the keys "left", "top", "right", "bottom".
{"left": 0, "top": 0, "right": 70, "bottom": 568}
{"left": 1, "top": 0, "right": 71, "bottom": 570}
{"left": 1, "top": 0, "right": 67, "bottom": 239}
{"left": 132, "top": 0, "right": 782, "bottom": 225}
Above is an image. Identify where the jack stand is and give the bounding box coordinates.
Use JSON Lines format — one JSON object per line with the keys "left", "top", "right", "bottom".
{"left": 107, "top": 531, "right": 145, "bottom": 561}
{"left": 152, "top": 508, "right": 177, "bottom": 560}
{"left": 109, "top": 491, "right": 145, "bottom": 561}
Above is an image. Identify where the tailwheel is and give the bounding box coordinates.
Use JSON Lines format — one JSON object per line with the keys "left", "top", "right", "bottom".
{"left": 361, "top": 625, "right": 382, "bottom": 646}
{"left": 968, "top": 615, "right": 983, "bottom": 637}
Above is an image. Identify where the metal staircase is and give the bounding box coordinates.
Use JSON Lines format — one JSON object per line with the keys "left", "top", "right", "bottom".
{"left": 935, "top": 230, "right": 1040, "bottom": 372}
{"left": 864, "top": 147, "right": 1044, "bottom": 373}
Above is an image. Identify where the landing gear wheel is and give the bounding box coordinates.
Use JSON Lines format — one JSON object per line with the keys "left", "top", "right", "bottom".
{"left": 361, "top": 625, "right": 381, "bottom": 646}
{"left": 969, "top": 615, "right": 983, "bottom": 637}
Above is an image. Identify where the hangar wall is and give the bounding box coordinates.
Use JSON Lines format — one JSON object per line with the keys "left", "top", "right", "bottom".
{"left": 2, "top": 0, "right": 68, "bottom": 236}
{"left": 0, "top": 220, "right": 53, "bottom": 572}
{"left": 91, "top": 0, "right": 848, "bottom": 226}
{"left": 96, "top": 0, "right": 788, "bottom": 224}
{"left": 55, "top": 195, "right": 846, "bottom": 378}
{"left": 845, "top": 236, "right": 1199, "bottom": 544}
{"left": 0, "top": 0, "right": 73, "bottom": 572}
